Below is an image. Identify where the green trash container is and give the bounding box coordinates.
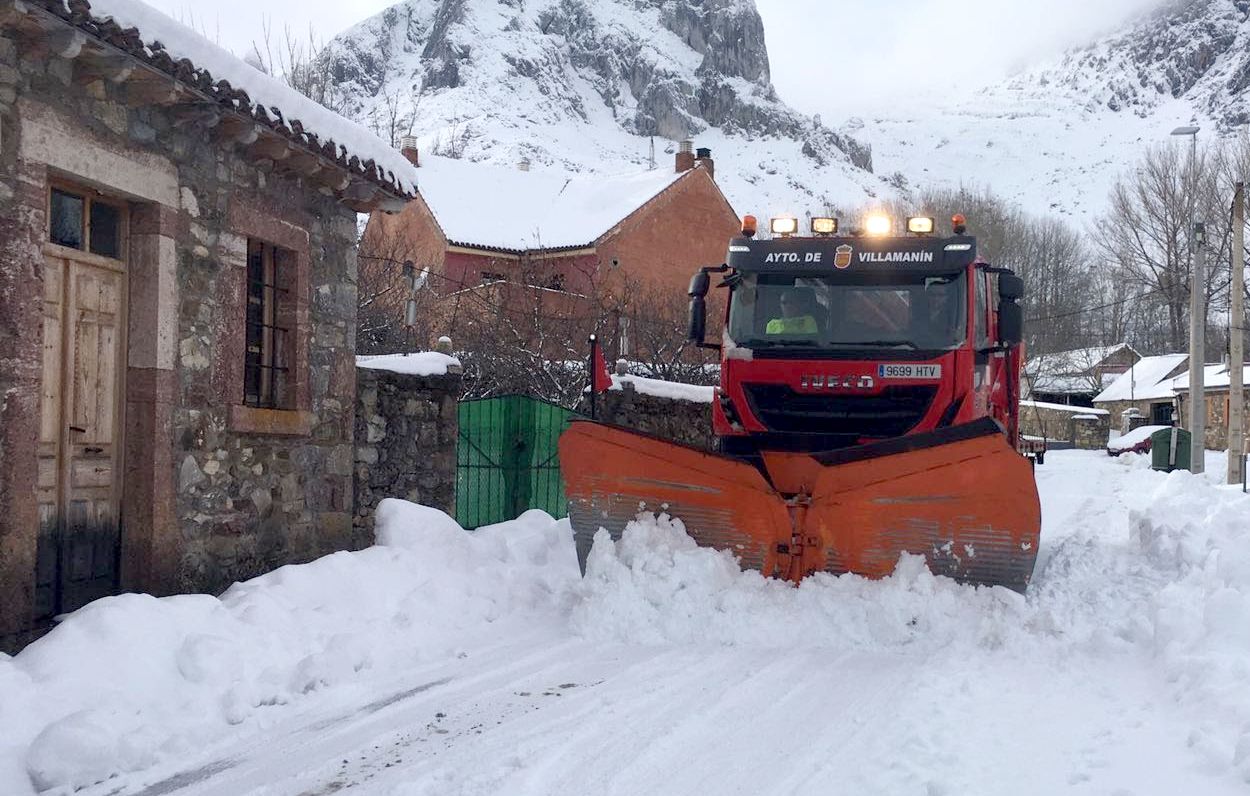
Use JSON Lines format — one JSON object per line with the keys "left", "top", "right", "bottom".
{"left": 1151, "top": 427, "right": 1191, "bottom": 472}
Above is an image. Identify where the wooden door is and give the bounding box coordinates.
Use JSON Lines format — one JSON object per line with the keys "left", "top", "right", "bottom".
{"left": 35, "top": 248, "right": 126, "bottom": 620}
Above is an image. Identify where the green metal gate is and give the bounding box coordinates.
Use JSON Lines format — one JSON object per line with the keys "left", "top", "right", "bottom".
{"left": 456, "top": 396, "right": 580, "bottom": 529}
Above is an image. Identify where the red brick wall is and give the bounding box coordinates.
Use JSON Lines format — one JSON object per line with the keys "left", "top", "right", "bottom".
{"left": 596, "top": 167, "right": 740, "bottom": 328}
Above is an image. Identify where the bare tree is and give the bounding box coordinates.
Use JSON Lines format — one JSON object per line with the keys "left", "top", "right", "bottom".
{"left": 249, "top": 20, "right": 351, "bottom": 115}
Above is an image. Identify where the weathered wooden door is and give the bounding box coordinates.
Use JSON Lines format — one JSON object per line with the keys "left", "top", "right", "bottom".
{"left": 36, "top": 248, "right": 126, "bottom": 621}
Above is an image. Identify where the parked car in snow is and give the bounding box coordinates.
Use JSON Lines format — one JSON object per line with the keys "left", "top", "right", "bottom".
{"left": 1106, "top": 425, "right": 1171, "bottom": 457}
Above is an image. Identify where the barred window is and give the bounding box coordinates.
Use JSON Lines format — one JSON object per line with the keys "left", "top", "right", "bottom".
{"left": 244, "top": 240, "right": 290, "bottom": 409}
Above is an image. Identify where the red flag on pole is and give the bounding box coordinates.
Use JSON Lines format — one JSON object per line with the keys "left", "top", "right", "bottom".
{"left": 591, "top": 334, "right": 613, "bottom": 393}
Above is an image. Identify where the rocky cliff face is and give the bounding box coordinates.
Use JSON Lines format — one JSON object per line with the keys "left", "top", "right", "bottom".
{"left": 1011, "top": 0, "right": 1250, "bottom": 126}
{"left": 323, "top": 0, "right": 884, "bottom": 214}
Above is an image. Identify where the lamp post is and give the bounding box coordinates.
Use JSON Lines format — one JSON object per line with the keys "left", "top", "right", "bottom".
{"left": 1172, "top": 125, "right": 1205, "bottom": 473}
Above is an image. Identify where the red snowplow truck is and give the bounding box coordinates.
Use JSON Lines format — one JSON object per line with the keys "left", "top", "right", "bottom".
{"left": 560, "top": 214, "right": 1041, "bottom": 591}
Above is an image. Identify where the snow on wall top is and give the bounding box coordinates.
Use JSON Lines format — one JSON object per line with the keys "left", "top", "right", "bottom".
{"left": 356, "top": 352, "right": 461, "bottom": 377}
{"left": 1020, "top": 400, "right": 1110, "bottom": 416}
{"left": 415, "top": 154, "right": 690, "bottom": 252}
{"left": 1095, "top": 354, "right": 1189, "bottom": 403}
{"left": 610, "top": 374, "right": 715, "bottom": 404}
{"left": 72, "top": 0, "right": 418, "bottom": 198}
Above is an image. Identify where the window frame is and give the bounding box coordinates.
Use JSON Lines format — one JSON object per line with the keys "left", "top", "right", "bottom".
{"left": 243, "top": 239, "right": 293, "bottom": 410}
{"left": 46, "top": 180, "right": 129, "bottom": 263}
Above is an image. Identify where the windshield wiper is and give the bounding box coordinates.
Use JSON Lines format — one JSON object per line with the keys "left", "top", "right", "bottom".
{"left": 835, "top": 340, "right": 919, "bottom": 350}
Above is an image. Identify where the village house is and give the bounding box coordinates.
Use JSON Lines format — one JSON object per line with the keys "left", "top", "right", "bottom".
{"left": 1023, "top": 343, "right": 1141, "bottom": 407}
{"left": 0, "top": 0, "right": 415, "bottom": 650}
{"left": 1173, "top": 363, "right": 1250, "bottom": 452}
{"left": 1093, "top": 353, "right": 1189, "bottom": 429}
{"left": 362, "top": 139, "right": 740, "bottom": 356}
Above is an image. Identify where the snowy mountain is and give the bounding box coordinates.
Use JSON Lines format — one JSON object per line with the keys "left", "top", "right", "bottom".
{"left": 863, "top": 0, "right": 1249, "bottom": 221}
{"left": 322, "top": 0, "right": 893, "bottom": 218}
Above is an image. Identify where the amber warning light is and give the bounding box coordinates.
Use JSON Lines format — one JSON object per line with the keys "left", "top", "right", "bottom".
{"left": 741, "top": 215, "right": 758, "bottom": 238}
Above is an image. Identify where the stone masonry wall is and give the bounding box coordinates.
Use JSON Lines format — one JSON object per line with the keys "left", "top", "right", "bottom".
{"left": 1019, "top": 403, "right": 1112, "bottom": 450}
{"left": 0, "top": 17, "right": 363, "bottom": 645}
{"left": 578, "top": 386, "right": 715, "bottom": 450}
{"left": 354, "top": 367, "right": 462, "bottom": 542}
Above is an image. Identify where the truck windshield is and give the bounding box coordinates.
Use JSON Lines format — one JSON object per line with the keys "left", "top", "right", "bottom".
{"left": 727, "top": 271, "right": 968, "bottom": 351}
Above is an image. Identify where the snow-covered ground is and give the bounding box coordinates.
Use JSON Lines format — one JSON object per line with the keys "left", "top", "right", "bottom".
{"left": 3, "top": 452, "right": 1250, "bottom": 795}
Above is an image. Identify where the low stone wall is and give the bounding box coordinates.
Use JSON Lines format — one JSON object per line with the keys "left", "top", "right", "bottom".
{"left": 578, "top": 384, "right": 714, "bottom": 450}
{"left": 353, "top": 367, "right": 462, "bottom": 543}
{"left": 1019, "top": 401, "right": 1111, "bottom": 450}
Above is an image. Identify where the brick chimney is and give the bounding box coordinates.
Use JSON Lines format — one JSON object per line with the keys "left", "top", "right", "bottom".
{"left": 675, "top": 139, "right": 695, "bottom": 173}
{"left": 400, "top": 135, "right": 419, "bottom": 167}
{"left": 695, "top": 147, "right": 714, "bottom": 180}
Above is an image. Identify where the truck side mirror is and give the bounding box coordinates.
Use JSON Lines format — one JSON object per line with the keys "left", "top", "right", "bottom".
{"left": 689, "top": 271, "right": 711, "bottom": 298}
{"left": 998, "top": 273, "right": 1024, "bottom": 301}
{"left": 688, "top": 296, "right": 707, "bottom": 343}
{"left": 998, "top": 300, "right": 1023, "bottom": 346}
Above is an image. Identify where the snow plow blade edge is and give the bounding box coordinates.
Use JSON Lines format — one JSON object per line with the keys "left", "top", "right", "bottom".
{"left": 559, "top": 419, "right": 1041, "bottom": 592}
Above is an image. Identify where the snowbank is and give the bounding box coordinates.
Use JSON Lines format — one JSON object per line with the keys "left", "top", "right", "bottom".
{"left": 356, "top": 352, "right": 461, "bottom": 377}
{"left": 3, "top": 457, "right": 1250, "bottom": 791}
{"left": 2, "top": 503, "right": 575, "bottom": 793}
{"left": 1129, "top": 474, "right": 1250, "bottom": 780}
{"left": 573, "top": 471, "right": 1250, "bottom": 782}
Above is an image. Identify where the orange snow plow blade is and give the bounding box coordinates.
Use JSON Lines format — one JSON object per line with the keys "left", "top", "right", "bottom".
{"left": 559, "top": 419, "right": 1041, "bottom": 591}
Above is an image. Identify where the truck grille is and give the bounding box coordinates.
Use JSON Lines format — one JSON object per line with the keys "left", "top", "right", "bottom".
{"left": 743, "top": 384, "right": 938, "bottom": 439}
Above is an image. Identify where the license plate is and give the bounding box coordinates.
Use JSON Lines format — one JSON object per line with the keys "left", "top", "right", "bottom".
{"left": 878, "top": 364, "right": 942, "bottom": 380}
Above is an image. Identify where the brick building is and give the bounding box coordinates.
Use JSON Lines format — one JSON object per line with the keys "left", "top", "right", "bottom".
{"left": 362, "top": 141, "right": 740, "bottom": 354}
{"left": 0, "top": 0, "right": 414, "bottom": 649}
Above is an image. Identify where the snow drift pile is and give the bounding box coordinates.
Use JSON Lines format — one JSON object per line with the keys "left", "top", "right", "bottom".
{"left": 1, "top": 456, "right": 1249, "bottom": 792}
{"left": 0, "top": 503, "right": 576, "bottom": 792}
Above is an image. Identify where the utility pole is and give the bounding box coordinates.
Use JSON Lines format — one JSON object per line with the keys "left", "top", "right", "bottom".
{"left": 1173, "top": 125, "right": 1204, "bottom": 473}
{"left": 1231, "top": 182, "right": 1246, "bottom": 485}
{"left": 1191, "top": 221, "right": 1207, "bottom": 473}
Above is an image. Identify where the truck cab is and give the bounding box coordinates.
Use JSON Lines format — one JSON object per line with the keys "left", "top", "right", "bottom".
{"left": 688, "top": 215, "right": 1026, "bottom": 455}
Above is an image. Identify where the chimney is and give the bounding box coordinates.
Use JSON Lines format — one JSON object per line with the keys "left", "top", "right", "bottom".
{"left": 519, "top": 157, "right": 531, "bottom": 172}
{"left": 400, "top": 134, "right": 419, "bottom": 167}
{"left": 676, "top": 139, "right": 695, "bottom": 173}
{"left": 695, "top": 146, "right": 714, "bottom": 180}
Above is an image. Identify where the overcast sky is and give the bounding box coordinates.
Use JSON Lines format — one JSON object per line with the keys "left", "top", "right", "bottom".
{"left": 143, "top": 0, "right": 1167, "bottom": 113}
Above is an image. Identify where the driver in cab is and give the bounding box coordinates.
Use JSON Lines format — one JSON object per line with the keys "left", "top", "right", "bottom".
{"left": 766, "top": 289, "right": 818, "bottom": 336}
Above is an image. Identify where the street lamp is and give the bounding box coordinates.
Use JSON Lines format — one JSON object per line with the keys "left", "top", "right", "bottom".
{"left": 1172, "top": 125, "right": 1204, "bottom": 472}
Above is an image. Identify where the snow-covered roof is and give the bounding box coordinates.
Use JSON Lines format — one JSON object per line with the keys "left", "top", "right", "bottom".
{"left": 356, "top": 352, "right": 461, "bottom": 377}
{"left": 1025, "top": 343, "right": 1138, "bottom": 395}
{"left": 49, "top": 0, "right": 417, "bottom": 200}
{"left": 1172, "top": 363, "right": 1250, "bottom": 392}
{"left": 1094, "top": 354, "right": 1189, "bottom": 403}
{"left": 414, "top": 155, "right": 692, "bottom": 253}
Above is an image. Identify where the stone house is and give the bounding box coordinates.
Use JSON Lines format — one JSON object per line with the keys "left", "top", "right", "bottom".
{"left": 361, "top": 139, "right": 741, "bottom": 356}
{"left": 1023, "top": 343, "right": 1141, "bottom": 407}
{"left": 1174, "top": 363, "right": 1250, "bottom": 452}
{"left": 0, "top": 0, "right": 415, "bottom": 650}
{"left": 1093, "top": 353, "right": 1189, "bottom": 429}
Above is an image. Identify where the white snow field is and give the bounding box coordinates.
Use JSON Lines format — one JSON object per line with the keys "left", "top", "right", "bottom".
{"left": 3, "top": 452, "right": 1250, "bottom": 795}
